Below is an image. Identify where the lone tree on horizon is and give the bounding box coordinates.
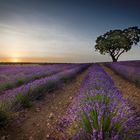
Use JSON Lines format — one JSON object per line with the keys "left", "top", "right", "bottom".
{"left": 95, "top": 26, "right": 140, "bottom": 62}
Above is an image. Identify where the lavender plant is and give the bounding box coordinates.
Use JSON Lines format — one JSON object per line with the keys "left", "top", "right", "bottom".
{"left": 73, "top": 64, "right": 139, "bottom": 140}
{"left": 0, "top": 64, "right": 74, "bottom": 92}
{"left": 0, "top": 102, "right": 11, "bottom": 127}
{"left": 15, "top": 93, "right": 32, "bottom": 108}
{"left": 0, "top": 64, "right": 89, "bottom": 110}
{"left": 105, "top": 62, "right": 140, "bottom": 86}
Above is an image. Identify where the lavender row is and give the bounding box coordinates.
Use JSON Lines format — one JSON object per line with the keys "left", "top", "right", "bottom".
{"left": 105, "top": 62, "right": 140, "bottom": 86}
{"left": 74, "top": 64, "right": 139, "bottom": 139}
{"left": 0, "top": 64, "right": 73, "bottom": 82}
{"left": 71, "top": 64, "right": 139, "bottom": 140}
{"left": 0, "top": 64, "right": 75, "bottom": 92}
{"left": 0, "top": 64, "right": 89, "bottom": 107}
{"left": 0, "top": 64, "right": 65, "bottom": 74}
{"left": 109, "top": 60, "right": 140, "bottom": 67}
{"left": 0, "top": 64, "right": 50, "bottom": 75}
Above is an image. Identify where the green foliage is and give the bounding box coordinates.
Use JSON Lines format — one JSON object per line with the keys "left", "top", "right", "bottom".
{"left": 16, "top": 93, "right": 32, "bottom": 108}
{"left": 95, "top": 26, "right": 140, "bottom": 62}
{"left": 123, "top": 27, "right": 140, "bottom": 45}
{"left": 28, "top": 81, "right": 58, "bottom": 100}
{"left": 17, "top": 79, "right": 24, "bottom": 86}
{"left": 46, "top": 80, "right": 58, "bottom": 92}
{"left": 61, "top": 76, "right": 71, "bottom": 83}
{"left": 90, "top": 109, "right": 99, "bottom": 129}
{"left": 101, "top": 111, "right": 112, "bottom": 133}
{"left": 4, "top": 82, "right": 13, "bottom": 90}
{"left": 0, "top": 102, "right": 10, "bottom": 127}
{"left": 31, "top": 86, "right": 45, "bottom": 100}
{"left": 114, "top": 120, "right": 123, "bottom": 132}
{"left": 81, "top": 111, "right": 92, "bottom": 133}
{"left": 81, "top": 94, "right": 113, "bottom": 137}
{"left": 85, "top": 94, "right": 110, "bottom": 105}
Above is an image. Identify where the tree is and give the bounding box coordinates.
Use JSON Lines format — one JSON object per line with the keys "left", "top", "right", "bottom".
{"left": 95, "top": 26, "right": 140, "bottom": 62}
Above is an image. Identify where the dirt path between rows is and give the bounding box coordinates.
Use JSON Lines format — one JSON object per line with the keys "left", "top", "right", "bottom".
{"left": 102, "top": 65, "right": 140, "bottom": 113}
{"left": 0, "top": 68, "right": 89, "bottom": 140}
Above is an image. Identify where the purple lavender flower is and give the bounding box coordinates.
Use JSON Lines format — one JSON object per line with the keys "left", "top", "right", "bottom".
{"left": 0, "top": 64, "right": 89, "bottom": 109}
{"left": 0, "top": 64, "right": 76, "bottom": 91}
{"left": 106, "top": 61, "right": 140, "bottom": 86}
{"left": 71, "top": 64, "right": 139, "bottom": 140}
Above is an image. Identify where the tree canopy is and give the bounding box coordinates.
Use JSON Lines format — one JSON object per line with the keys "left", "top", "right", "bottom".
{"left": 95, "top": 26, "right": 140, "bottom": 62}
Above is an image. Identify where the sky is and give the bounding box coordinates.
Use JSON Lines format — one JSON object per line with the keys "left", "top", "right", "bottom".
{"left": 0, "top": 0, "right": 140, "bottom": 63}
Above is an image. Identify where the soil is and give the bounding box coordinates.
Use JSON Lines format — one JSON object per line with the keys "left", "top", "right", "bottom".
{"left": 102, "top": 65, "right": 140, "bottom": 113}
{"left": 0, "top": 68, "right": 89, "bottom": 140}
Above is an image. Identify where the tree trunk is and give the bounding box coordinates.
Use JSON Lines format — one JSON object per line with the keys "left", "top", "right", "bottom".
{"left": 113, "top": 58, "right": 117, "bottom": 62}
{"left": 110, "top": 54, "right": 118, "bottom": 62}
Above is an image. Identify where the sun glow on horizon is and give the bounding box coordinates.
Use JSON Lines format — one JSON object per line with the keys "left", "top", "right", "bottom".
{"left": 12, "top": 58, "right": 19, "bottom": 63}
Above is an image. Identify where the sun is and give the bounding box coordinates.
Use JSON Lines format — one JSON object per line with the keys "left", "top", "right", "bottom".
{"left": 12, "top": 58, "right": 19, "bottom": 63}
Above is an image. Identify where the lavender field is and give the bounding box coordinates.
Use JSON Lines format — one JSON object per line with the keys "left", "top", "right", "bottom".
{"left": 0, "top": 64, "right": 88, "bottom": 107}
{"left": 1, "top": 0, "right": 140, "bottom": 139}
{"left": 0, "top": 63, "right": 140, "bottom": 140}
{"left": 105, "top": 61, "right": 140, "bottom": 86}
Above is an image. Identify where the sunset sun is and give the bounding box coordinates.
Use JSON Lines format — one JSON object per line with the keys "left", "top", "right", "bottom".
{"left": 12, "top": 58, "right": 19, "bottom": 63}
